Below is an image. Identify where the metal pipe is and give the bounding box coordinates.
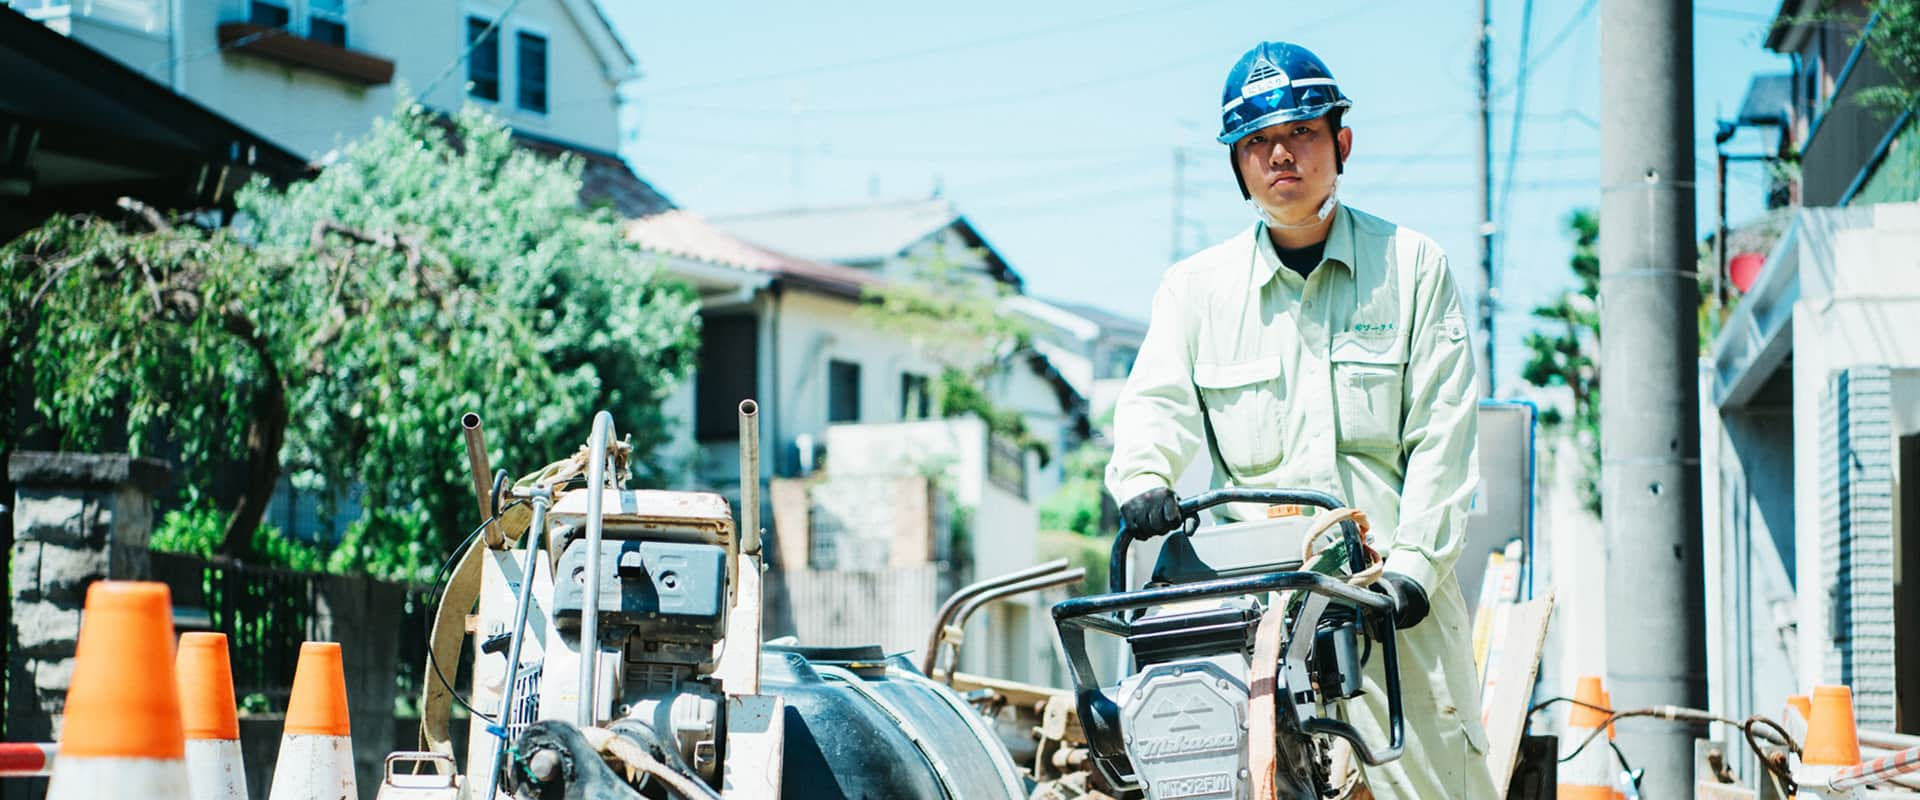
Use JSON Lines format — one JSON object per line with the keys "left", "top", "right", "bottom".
{"left": 1830, "top": 744, "right": 1920, "bottom": 792}
{"left": 941, "top": 567, "right": 1086, "bottom": 683}
{"left": 1863, "top": 730, "right": 1920, "bottom": 752}
{"left": 578, "top": 411, "right": 615, "bottom": 727}
{"left": 461, "top": 413, "right": 503, "bottom": 548}
{"left": 920, "top": 559, "right": 1071, "bottom": 674}
{"left": 482, "top": 485, "right": 550, "bottom": 800}
{"left": 738, "top": 399, "right": 761, "bottom": 556}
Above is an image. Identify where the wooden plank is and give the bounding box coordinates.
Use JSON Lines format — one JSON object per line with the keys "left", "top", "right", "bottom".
{"left": 769, "top": 479, "right": 812, "bottom": 570}
{"left": 717, "top": 553, "right": 763, "bottom": 697}
{"left": 1483, "top": 594, "right": 1555, "bottom": 800}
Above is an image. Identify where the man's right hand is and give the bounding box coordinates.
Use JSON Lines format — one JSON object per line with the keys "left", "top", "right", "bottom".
{"left": 1120, "top": 487, "right": 1184, "bottom": 539}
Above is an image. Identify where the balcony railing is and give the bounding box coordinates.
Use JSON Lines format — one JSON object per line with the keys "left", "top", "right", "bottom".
{"left": 1798, "top": 17, "right": 1904, "bottom": 206}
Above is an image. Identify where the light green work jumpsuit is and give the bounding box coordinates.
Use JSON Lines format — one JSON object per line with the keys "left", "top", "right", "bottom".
{"left": 1106, "top": 204, "right": 1495, "bottom": 799}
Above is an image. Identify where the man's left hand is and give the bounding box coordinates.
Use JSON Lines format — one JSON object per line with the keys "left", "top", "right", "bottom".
{"left": 1378, "top": 571, "right": 1430, "bottom": 629}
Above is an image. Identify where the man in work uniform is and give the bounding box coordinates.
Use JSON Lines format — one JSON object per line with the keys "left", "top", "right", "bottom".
{"left": 1106, "top": 41, "right": 1495, "bottom": 798}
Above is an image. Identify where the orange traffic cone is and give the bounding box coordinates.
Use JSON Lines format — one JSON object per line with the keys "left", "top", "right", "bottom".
{"left": 1599, "top": 689, "right": 1626, "bottom": 800}
{"left": 267, "top": 642, "right": 356, "bottom": 800}
{"left": 1788, "top": 694, "right": 1813, "bottom": 721}
{"left": 1799, "top": 684, "right": 1863, "bottom": 787}
{"left": 179, "top": 632, "right": 248, "bottom": 800}
{"left": 1558, "top": 675, "right": 1614, "bottom": 800}
{"left": 46, "top": 581, "right": 191, "bottom": 799}
{"left": 1782, "top": 694, "right": 1813, "bottom": 748}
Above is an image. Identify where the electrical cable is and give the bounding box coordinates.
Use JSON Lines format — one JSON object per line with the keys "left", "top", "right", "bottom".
{"left": 1496, "top": 0, "right": 1537, "bottom": 283}
{"left": 1525, "top": 695, "right": 1799, "bottom": 793}
{"left": 423, "top": 500, "right": 526, "bottom": 722}
{"left": 1607, "top": 740, "right": 1641, "bottom": 795}
{"left": 637, "top": 0, "right": 1233, "bottom": 99}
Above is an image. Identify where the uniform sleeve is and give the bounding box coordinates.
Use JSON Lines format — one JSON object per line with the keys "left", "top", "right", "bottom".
{"left": 1105, "top": 276, "right": 1208, "bottom": 505}
{"left": 1382, "top": 252, "right": 1480, "bottom": 592}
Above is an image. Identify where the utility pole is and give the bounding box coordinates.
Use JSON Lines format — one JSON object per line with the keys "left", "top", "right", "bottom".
{"left": 1601, "top": 1, "right": 1706, "bottom": 796}
{"left": 1476, "top": 0, "right": 1496, "bottom": 398}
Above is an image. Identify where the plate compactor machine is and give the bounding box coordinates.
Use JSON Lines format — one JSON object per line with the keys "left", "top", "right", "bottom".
{"left": 385, "top": 405, "right": 1403, "bottom": 800}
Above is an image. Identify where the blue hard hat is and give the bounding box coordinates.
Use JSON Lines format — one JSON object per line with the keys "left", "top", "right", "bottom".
{"left": 1217, "top": 41, "right": 1353, "bottom": 146}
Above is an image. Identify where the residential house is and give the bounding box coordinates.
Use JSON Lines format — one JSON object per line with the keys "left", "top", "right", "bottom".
{"left": 1764, "top": 0, "right": 1916, "bottom": 206}
{"left": 1005, "top": 295, "right": 1147, "bottom": 427}
{"left": 709, "top": 197, "right": 1090, "bottom": 498}
{"left": 8, "top": 0, "right": 636, "bottom": 166}
{"left": 1703, "top": 4, "right": 1920, "bottom": 768}
{"left": 627, "top": 205, "right": 1084, "bottom": 685}
{"left": 9, "top": 0, "right": 686, "bottom": 538}
{"left": 0, "top": 5, "right": 306, "bottom": 239}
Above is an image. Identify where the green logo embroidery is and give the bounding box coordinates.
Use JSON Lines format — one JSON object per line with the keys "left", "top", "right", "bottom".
{"left": 1353, "top": 322, "right": 1395, "bottom": 337}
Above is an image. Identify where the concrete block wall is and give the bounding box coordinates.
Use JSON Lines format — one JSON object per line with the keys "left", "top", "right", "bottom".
{"left": 4, "top": 452, "right": 169, "bottom": 800}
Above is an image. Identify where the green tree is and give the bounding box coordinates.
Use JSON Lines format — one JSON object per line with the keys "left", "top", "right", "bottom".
{"left": 2, "top": 102, "right": 699, "bottom": 576}
{"left": 1520, "top": 209, "right": 1601, "bottom": 515}
{"left": 1038, "top": 438, "right": 1114, "bottom": 538}
{"left": 1855, "top": 0, "right": 1920, "bottom": 116}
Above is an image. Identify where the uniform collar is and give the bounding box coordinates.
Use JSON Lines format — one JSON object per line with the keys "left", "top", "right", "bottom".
{"left": 1250, "top": 203, "right": 1355, "bottom": 289}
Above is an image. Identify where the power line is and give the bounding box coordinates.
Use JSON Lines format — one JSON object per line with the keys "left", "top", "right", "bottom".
{"left": 634, "top": 0, "right": 1234, "bottom": 99}
{"left": 1494, "top": 0, "right": 1597, "bottom": 99}
{"left": 642, "top": 0, "right": 1403, "bottom": 117}
{"left": 633, "top": 136, "right": 1156, "bottom": 163}
{"left": 1498, "top": 0, "right": 1537, "bottom": 295}
{"left": 1696, "top": 5, "right": 1773, "bottom": 22}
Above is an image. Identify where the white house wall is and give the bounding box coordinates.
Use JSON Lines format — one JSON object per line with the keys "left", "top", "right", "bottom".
{"left": 63, "top": 0, "right": 625, "bottom": 161}
{"left": 893, "top": 227, "right": 1004, "bottom": 289}
{"left": 1703, "top": 398, "right": 1801, "bottom": 759}
{"left": 668, "top": 288, "right": 968, "bottom": 489}
{"left": 1782, "top": 203, "right": 1920, "bottom": 694}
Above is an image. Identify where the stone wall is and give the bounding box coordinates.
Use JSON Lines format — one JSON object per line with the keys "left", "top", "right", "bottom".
{"left": 5, "top": 452, "right": 169, "bottom": 799}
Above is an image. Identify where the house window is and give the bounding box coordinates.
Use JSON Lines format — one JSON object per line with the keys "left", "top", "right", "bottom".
{"left": 467, "top": 16, "right": 500, "bottom": 102}
{"left": 695, "top": 315, "right": 758, "bottom": 442}
{"left": 901, "top": 373, "right": 931, "bottom": 420}
{"left": 828, "top": 360, "right": 861, "bottom": 423}
{"left": 249, "top": 0, "right": 291, "bottom": 28}
{"left": 516, "top": 31, "right": 548, "bottom": 114}
{"left": 308, "top": 0, "right": 346, "bottom": 46}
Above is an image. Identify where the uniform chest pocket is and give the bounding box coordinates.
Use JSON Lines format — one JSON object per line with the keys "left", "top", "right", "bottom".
{"left": 1193, "top": 356, "right": 1285, "bottom": 474}
{"left": 1332, "top": 334, "right": 1408, "bottom": 453}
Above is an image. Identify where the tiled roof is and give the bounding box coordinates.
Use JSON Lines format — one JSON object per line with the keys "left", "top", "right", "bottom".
{"left": 625, "top": 210, "right": 879, "bottom": 298}
{"left": 510, "top": 132, "right": 675, "bottom": 218}
{"left": 714, "top": 198, "right": 1024, "bottom": 289}
{"left": 715, "top": 198, "right": 960, "bottom": 263}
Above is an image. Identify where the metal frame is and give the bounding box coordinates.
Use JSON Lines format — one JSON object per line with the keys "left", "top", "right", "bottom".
{"left": 1053, "top": 487, "right": 1407, "bottom": 787}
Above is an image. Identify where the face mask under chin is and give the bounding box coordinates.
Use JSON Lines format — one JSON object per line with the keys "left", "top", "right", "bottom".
{"left": 1252, "top": 176, "right": 1340, "bottom": 231}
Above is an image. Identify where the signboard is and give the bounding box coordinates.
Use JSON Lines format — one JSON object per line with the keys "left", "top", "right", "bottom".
{"left": 1460, "top": 402, "right": 1538, "bottom": 608}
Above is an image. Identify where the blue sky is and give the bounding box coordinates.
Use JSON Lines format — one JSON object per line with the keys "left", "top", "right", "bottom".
{"left": 605, "top": 1, "right": 1792, "bottom": 394}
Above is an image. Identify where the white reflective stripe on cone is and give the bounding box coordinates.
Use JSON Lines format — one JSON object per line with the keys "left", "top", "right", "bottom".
{"left": 268, "top": 735, "right": 357, "bottom": 800}
{"left": 1557, "top": 728, "right": 1614, "bottom": 800}
{"left": 186, "top": 738, "right": 249, "bottom": 800}
{"left": 49, "top": 756, "right": 191, "bottom": 799}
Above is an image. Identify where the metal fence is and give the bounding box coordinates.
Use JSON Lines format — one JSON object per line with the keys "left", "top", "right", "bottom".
{"left": 777, "top": 565, "right": 944, "bottom": 656}
{"left": 149, "top": 550, "right": 435, "bottom": 711}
